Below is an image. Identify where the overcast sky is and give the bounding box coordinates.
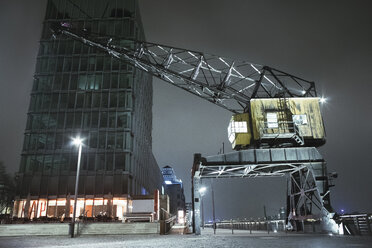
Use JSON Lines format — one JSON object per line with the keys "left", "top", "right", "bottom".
{"left": 0, "top": 0, "right": 371, "bottom": 220}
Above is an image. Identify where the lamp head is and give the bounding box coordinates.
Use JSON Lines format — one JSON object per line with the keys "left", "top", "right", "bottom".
{"left": 72, "top": 137, "right": 83, "bottom": 146}
{"left": 199, "top": 187, "right": 207, "bottom": 194}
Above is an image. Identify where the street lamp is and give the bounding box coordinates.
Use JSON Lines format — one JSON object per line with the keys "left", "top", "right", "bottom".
{"left": 199, "top": 187, "right": 207, "bottom": 229}
{"left": 211, "top": 182, "right": 216, "bottom": 234}
{"left": 70, "top": 136, "right": 83, "bottom": 238}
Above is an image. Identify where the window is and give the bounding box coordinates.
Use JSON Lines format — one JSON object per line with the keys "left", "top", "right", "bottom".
{"left": 91, "top": 112, "right": 99, "bottom": 128}
{"left": 87, "top": 74, "right": 95, "bottom": 90}
{"left": 92, "top": 93, "right": 100, "bottom": 108}
{"left": 96, "top": 57, "right": 103, "bottom": 71}
{"left": 83, "top": 112, "right": 91, "bottom": 128}
{"left": 89, "top": 132, "right": 98, "bottom": 148}
{"left": 118, "top": 92, "right": 125, "bottom": 107}
{"left": 107, "top": 133, "right": 115, "bottom": 149}
{"left": 74, "top": 41, "right": 82, "bottom": 54}
{"left": 63, "top": 57, "right": 72, "bottom": 72}
{"left": 101, "top": 93, "right": 108, "bottom": 108}
{"left": 106, "top": 153, "right": 113, "bottom": 171}
{"left": 48, "top": 113, "right": 57, "bottom": 129}
{"left": 80, "top": 57, "right": 88, "bottom": 71}
{"left": 117, "top": 112, "right": 129, "bottom": 128}
{"left": 78, "top": 74, "right": 87, "bottom": 90}
{"left": 46, "top": 133, "right": 54, "bottom": 150}
{"left": 125, "top": 92, "right": 132, "bottom": 108}
{"left": 57, "top": 113, "right": 65, "bottom": 129}
{"left": 96, "top": 153, "right": 105, "bottom": 170}
{"left": 115, "top": 153, "right": 125, "bottom": 170}
{"left": 53, "top": 75, "right": 62, "bottom": 90}
{"left": 68, "top": 93, "right": 76, "bottom": 108}
{"left": 42, "top": 94, "right": 51, "bottom": 110}
{"left": 23, "top": 134, "right": 30, "bottom": 151}
{"left": 266, "top": 112, "right": 278, "bottom": 128}
{"left": 74, "top": 112, "right": 82, "bottom": 128}
{"left": 95, "top": 74, "right": 103, "bottom": 89}
{"left": 88, "top": 57, "right": 95, "bottom": 71}
{"left": 51, "top": 93, "right": 59, "bottom": 109}
{"left": 100, "top": 112, "right": 108, "bottom": 128}
{"left": 76, "top": 93, "right": 84, "bottom": 108}
{"left": 103, "top": 73, "right": 110, "bottom": 89}
{"left": 119, "top": 74, "right": 132, "bottom": 88}
{"left": 292, "top": 114, "right": 308, "bottom": 125}
{"left": 56, "top": 57, "right": 64, "bottom": 72}
{"left": 48, "top": 58, "right": 56, "bottom": 73}
{"left": 111, "top": 73, "right": 118, "bottom": 88}
{"left": 61, "top": 74, "right": 70, "bottom": 90}
{"left": 99, "top": 132, "right": 106, "bottom": 149}
{"left": 109, "top": 92, "right": 117, "bottom": 108}
{"left": 65, "top": 113, "right": 74, "bottom": 128}
{"left": 227, "top": 120, "right": 248, "bottom": 143}
{"left": 108, "top": 112, "right": 116, "bottom": 128}
{"left": 104, "top": 57, "right": 111, "bottom": 71}
{"left": 70, "top": 75, "right": 77, "bottom": 90}
{"left": 43, "top": 155, "right": 53, "bottom": 174}
{"left": 72, "top": 57, "right": 80, "bottom": 70}
{"left": 116, "top": 133, "right": 123, "bottom": 149}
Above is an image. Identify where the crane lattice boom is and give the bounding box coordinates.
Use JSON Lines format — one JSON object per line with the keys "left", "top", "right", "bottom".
{"left": 52, "top": 23, "right": 316, "bottom": 113}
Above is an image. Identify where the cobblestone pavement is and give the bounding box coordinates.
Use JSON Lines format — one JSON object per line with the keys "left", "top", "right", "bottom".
{"left": 1, "top": 228, "right": 372, "bottom": 248}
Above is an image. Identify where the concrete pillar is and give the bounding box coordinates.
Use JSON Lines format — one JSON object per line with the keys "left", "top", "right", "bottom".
{"left": 193, "top": 175, "right": 201, "bottom": 235}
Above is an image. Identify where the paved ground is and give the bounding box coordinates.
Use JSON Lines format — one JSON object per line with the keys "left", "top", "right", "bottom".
{"left": 1, "top": 228, "right": 371, "bottom": 248}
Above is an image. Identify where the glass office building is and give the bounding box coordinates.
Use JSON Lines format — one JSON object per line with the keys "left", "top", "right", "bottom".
{"left": 13, "top": 0, "right": 163, "bottom": 220}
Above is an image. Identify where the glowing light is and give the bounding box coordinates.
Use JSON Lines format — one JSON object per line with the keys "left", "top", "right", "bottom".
{"left": 319, "top": 97, "right": 327, "bottom": 103}
{"left": 301, "top": 90, "right": 306, "bottom": 95}
{"left": 72, "top": 137, "right": 83, "bottom": 146}
{"left": 164, "top": 180, "right": 172, "bottom": 185}
{"left": 199, "top": 187, "right": 207, "bottom": 194}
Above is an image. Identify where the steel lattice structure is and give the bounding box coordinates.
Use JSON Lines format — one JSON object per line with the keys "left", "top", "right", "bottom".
{"left": 52, "top": 23, "right": 316, "bottom": 113}
{"left": 191, "top": 148, "right": 336, "bottom": 234}
{"left": 51, "top": 22, "right": 336, "bottom": 235}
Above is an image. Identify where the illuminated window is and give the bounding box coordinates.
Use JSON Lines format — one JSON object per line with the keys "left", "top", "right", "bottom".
{"left": 227, "top": 120, "right": 248, "bottom": 143}
{"left": 266, "top": 112, "right": 278, "bottom": 128}
{"left": 292, "top": 114, "right": 308, "bottom": 125}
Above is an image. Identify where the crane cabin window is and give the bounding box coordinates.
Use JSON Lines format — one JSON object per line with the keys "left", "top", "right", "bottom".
{"left": 292, "top": 114, "right": 308, "bottom": 125}
{"left": 228, "top": 121, "right": 248, "bottom": 143}
{"left": 266, "top": 112, "right": 278, "bottom": 128}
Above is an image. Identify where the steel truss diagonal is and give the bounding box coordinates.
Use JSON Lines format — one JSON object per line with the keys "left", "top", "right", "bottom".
{"left": 191, "top": 148, "right": 336, "bottom": 235}
{"left": 52, "top": 23, "right": 317, "bottom": 113}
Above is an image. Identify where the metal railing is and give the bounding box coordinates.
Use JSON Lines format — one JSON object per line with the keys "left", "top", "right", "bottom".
{"left": 259, "top": 121, "right": 297, "bottom": 136}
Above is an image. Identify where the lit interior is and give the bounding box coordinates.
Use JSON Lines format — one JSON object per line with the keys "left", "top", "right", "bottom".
{"left": 14, "top": 197, "right": 130, "bottom": 220}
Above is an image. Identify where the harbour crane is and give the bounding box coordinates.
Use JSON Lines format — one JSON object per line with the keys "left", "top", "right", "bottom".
{"left": 51, "top": 22, "right": 337, "bottom": 234}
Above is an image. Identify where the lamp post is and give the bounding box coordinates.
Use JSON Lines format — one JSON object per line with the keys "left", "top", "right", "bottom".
{"left": 199, "top": 187, "right": 207, "bottom": 229}
{"left": 211, "top": 182, "right": 216, "bottom": 234}
{"left": 70, "top": 136, "right": 83, "bottom": 238}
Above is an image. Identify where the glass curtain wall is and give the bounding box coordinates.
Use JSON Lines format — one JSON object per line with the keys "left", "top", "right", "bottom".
{"left": 14, "top": 0, "right": 163, "bottom": 220}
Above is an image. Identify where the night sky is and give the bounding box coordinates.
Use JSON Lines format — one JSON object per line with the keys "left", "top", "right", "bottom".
{"left": 0, "top": 0, "right": 371, "bottom": 220}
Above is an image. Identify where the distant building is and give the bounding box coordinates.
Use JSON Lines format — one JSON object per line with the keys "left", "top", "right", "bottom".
{"left": 161, "top": 166, "right": 185, "bottom": 217}
{"left": 13, "top": 0, "right": 163, "bottom": 220}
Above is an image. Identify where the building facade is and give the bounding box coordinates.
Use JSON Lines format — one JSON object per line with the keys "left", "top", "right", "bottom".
{"left": 13, "top": 0, "right": 163, "bottom": 220}
{"left": 161, "top": 166, "right": 185, "bottom": 217}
